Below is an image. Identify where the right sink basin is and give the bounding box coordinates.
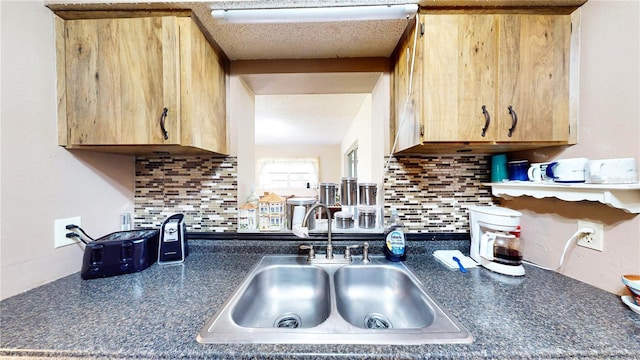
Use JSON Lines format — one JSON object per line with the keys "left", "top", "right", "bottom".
{"left": 197, "top": 255, "right": 472, "bottom": 345}
{"left": 334, "top": 265, "right": 435, "bottom": 330}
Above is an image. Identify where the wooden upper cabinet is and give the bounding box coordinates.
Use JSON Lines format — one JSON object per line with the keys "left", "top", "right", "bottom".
{"left": 497, "top": 15, "right": 571, "bottom": 142}
{"left": 392, "top": 12, "right": 575, "bottom": 154}
{"left": 57, "top": 15, "right": 227, "bottom": 155}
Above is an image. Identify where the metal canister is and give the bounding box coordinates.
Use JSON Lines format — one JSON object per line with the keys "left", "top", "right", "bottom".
{"left": 341, "top": 177, "right": 357, "bottom": 206}
{"left": 334, "top": 211, "right": 354, "bottom": 229}
{"left": 358, "top": 183, "right": 377, "bottom": 205}
{"left": 358, "top": 206, "right": 377, "bottom": 229}
{"left": 319, "top": 182, "right": 337, "bottom": 205}
{"left": 286, "top": 197, "right": 317, "bottom": 230}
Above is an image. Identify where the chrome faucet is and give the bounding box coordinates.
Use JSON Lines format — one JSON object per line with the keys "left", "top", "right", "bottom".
{"left": 297, "top": 204, "right": 367, "bottom": 264}
{"left": 301, "top": 203, "right": 334, "bottom": 259}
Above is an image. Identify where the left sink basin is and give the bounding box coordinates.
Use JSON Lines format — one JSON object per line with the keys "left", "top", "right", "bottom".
{"left": 231, "top": 263, "right": 331, "bottom": 328}
{"left": 197, "top": 255, "right": 340, "bottom": 344}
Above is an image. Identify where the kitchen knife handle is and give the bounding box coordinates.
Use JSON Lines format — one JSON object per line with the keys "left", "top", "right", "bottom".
{"left": 481, "top": 105, "right": 490, "bottom": 137}
{"left": 160, "top": 107, "right": 169, "bottom": 140}
{"left": 507, "top": 105, "right": 518, "bottom": 137}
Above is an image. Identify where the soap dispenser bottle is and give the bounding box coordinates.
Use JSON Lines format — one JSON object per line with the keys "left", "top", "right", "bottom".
{"left": 383, "top": 209, "right": 406, "bottom": 261}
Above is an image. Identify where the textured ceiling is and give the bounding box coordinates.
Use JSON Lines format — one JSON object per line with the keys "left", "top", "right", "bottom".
{"left": 206, "top": 19, "right": 412, "bottom": 60}
{"left": 49, "top": 1, "right": 416, "bottom": 60}
{"left": 203, "top": 0, "right": 415, "bottom": 60}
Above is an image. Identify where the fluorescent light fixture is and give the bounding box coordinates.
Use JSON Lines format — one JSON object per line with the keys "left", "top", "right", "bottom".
{"left": 210, "top": 4, "right": 418, "bottom": 24}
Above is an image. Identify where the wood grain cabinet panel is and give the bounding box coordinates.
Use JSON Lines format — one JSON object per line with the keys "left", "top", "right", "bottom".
{"left": 392, "top": 12, "right": 574, "bottom": 154}
{"left": 57, "top": 16, "right": 227, "bottom": 155}
{"left": 496, "top": 15, "right": 571, "bottom": 143}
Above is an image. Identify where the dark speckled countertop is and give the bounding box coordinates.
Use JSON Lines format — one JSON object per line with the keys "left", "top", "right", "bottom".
{"left": 1, "top": 238, "right": 639, "bottom": 359}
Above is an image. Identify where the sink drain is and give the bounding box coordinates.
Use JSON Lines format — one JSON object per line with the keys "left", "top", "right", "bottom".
{"left": 364, "top": 313, "right": 392, "bottom": 329}
{"left": 274, "top": 313, "right": 301, "bottom": 328}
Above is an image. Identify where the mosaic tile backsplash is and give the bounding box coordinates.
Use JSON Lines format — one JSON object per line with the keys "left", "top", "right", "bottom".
{"left": 383, "top": 155, "right": 496, "bottom": 233}
{"left": 134, "top": 154, "right": 496, "bottom": 233}
{"left": 135, "top": 156, "right": 237, "bottom": 232}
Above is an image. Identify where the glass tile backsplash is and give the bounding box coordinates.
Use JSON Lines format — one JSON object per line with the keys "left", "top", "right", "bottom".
{"left": 383, "top": 155, "right": 496, "bottom": 233}
{"left": 134, "top": 154, "right": 496, "bottom": 233}
{"left": 135, "top": 156, "right": 238, "bottom": 232}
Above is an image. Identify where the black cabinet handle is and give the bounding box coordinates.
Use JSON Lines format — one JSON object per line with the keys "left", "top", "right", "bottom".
{"left": 507, "top": 105, "right": 518, "bottom": 137}
{"left": 160, "top": 107, "right": 169, "bottom": 140}
{"left": 481, "top": 105, "right": 490, "bottom": 137}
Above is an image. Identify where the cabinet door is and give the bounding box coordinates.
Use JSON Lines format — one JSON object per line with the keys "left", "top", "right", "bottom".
{"left": 421, "top": 15, "right": 498, "bottom": 142}
{"left": 392, "top": 19, "right": 423, "bottom": 152}
{"left": 497, "top": 15, "right": 571, "bottom": 142}
{"left": 64, "top": 17, "right": 179, "bottom": 145}
{"left": 178, "top": 18, "right": 227, "bottom": 154}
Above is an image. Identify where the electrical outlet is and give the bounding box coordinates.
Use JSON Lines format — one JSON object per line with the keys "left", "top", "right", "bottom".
{"left": 54, "top": 216, "right": 82, "bottom": 248}
{"left": 577, "top": 220, "right": 604, "bottom": 251}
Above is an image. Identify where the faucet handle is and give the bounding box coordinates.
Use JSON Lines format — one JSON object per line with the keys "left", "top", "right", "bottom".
{"left": 344, "top": 243, "right": 370, "bottom": 263}
{"left": 299, "top": 244, "right": 315, "bottom": 262}
{"left": 362, "top": 242, "right": 370, "bottom": 264}
{"left": 344, "top": 244, "right": 362, "bottom": 261}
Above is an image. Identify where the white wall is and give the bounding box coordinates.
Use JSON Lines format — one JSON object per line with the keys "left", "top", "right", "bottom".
{"left": 0, "top": 1, "right": 135, "bottom": 300}
{"left": 342, "top": 94, "right": 373, "bottom": 181}
{"left": 340, "top": 73, "right": 389, "bottom": 206}
{"left": 344, "top": 73, "right": 388, "bottom": 227}
{"left": 228, "top": 72, "right": 255, "bottom": 205}
{"left": 371, "top": 71, "right": 390, "bottom": 208}
{"left": 509, "top": 0, "right": 640, "bottom": 294}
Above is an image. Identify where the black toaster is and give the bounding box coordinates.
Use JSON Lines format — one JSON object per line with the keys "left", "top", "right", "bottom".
{"left": 80, "top": 229, "right": 159, "bottom": 280}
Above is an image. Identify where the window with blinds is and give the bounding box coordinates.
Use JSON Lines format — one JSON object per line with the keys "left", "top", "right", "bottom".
{"left": 257, "top": 158, "right": 319, "bottom": 190}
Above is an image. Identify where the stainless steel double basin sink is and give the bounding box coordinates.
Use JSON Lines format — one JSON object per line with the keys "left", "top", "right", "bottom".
{"left": 197, "top": 255, "right": 472, "bottom": 345}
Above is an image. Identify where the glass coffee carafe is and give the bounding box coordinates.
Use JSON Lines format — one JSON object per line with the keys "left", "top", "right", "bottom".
{"left": 492, "top": 232, "right": 523, "bottom": 266}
